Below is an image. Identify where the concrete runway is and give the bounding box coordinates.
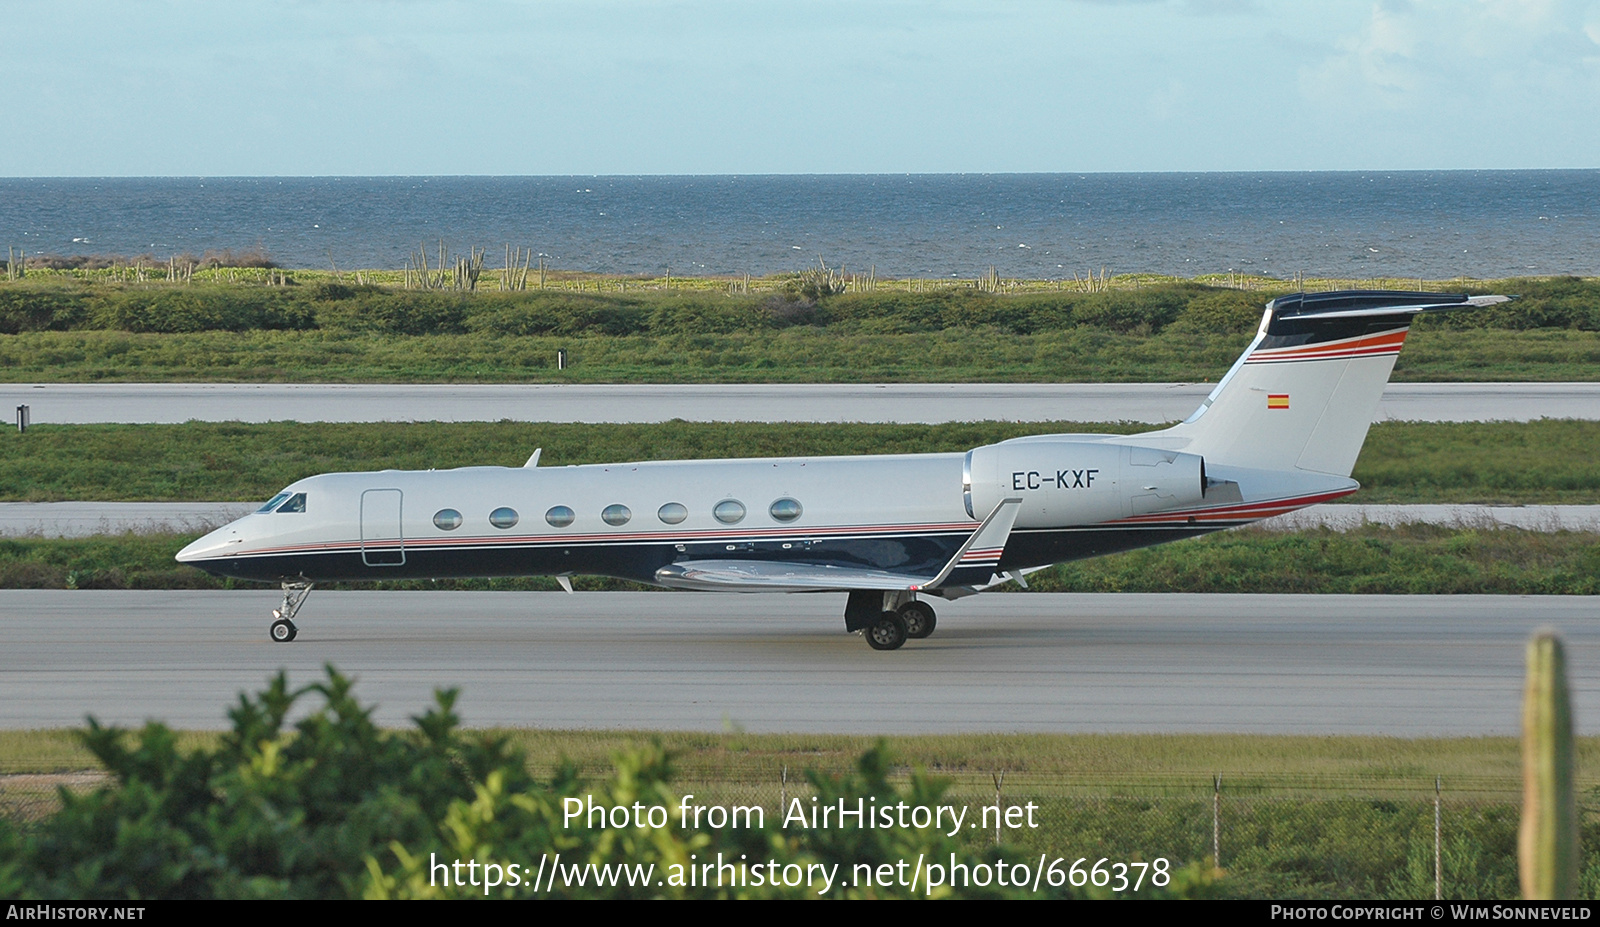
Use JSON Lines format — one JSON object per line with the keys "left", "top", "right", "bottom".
{"left": 2, "top": 590, "right": 1594, "bottom": 735}
{"left": 5, "top": 382, "right": 1598, "bottom": 424}
{"left": 0, "top": 502, "right": 257, "bottom": 537}
{"left": 5, "top": 502, "right": 1598, "bottom": 538}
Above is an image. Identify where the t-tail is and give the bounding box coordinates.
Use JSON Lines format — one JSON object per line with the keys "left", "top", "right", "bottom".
{"left": 1147, "top": 290, "right": 1509, "bottom": 477}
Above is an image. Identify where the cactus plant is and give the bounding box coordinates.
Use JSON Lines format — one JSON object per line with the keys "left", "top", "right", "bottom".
{"left": 1519, "top": 629, "right": 1579, "bottom": 899}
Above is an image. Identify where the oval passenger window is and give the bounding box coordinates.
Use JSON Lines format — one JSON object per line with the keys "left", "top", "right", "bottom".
{"left": 713, "top": 500, "right": 746, "bottom": 524}
{"left": 602, "top": 504, "right": 632, "bottom": 527}
{"left": 658, "top": 502, "right": 688, "bottom": 524}
{"left": 769, "top": 498, "right": 802, "bottom": 522}
{"left": 489, "top": 507, "right": 519, "bottom": 529}
{"left": 545, "top": 505, "right": 575, "bottom": 528}
{"left": 433, "top": 508, "right": 463, "bottom": 531}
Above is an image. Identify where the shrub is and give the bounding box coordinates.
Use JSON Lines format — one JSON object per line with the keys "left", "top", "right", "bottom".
{"left": 1, "top": 668, "right": 1120, "bottom": 899}
{"left": 0, "top": 287, "right": 89, "bottom": 333}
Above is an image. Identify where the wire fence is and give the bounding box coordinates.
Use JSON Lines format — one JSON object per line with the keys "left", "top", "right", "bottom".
{"left": 572, "top": 769, "right": 1542, "bottom": 899}
{"left": 0, "top": 769, "right": 1578, "bottom": 899}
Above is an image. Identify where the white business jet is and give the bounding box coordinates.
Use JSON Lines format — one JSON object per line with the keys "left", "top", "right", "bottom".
{"left": 177, "top": 290, "right": 1507, "bottom": 650}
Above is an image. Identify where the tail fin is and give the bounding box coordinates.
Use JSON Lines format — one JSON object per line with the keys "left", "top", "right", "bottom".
{"left": 1149, "top": 290, "right": 1508, "bottom": 476}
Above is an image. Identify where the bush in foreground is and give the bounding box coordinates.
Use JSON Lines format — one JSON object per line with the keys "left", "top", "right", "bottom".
{"left": 0, "top": 668, "right": 1216, "bottom": 899}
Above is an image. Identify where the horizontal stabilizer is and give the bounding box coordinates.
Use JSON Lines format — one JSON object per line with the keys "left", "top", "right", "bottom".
{"left": 1148, "top": 289, "right": 1508, "bottom": 476}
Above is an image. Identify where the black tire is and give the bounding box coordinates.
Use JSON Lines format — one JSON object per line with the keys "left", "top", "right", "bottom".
{"left": 865, "top": 611, "right": 908, "bottom": 651}
{"left": 899, "top": 601, "right": 937, "bottom": 639}
{"left": 270, "top": 618, "right": 297, "bottom": 643}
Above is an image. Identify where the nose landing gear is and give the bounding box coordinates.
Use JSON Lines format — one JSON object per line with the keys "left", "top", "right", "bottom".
{"left": 269, "top": 582, "right": 313, "bottom": 643}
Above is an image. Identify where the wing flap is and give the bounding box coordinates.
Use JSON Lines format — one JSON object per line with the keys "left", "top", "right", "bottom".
{"left": 654, "top": 560, "right": 935, "bottom": 593}
{"left": 653, "top": 497, "right": 1024, "bottom": 593}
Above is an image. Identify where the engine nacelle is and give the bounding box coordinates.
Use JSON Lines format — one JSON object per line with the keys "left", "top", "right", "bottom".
{"left": 964, "top": 438, "right": 1207, "bottom": 527}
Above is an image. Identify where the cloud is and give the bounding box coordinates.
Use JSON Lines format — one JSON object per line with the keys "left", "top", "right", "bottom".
{"left": 1300, "top": 0, "right": 1600, "bottom": 116}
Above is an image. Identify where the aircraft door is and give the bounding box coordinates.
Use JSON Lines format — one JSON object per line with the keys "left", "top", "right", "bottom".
{"left": 360, "top": 489, "right": 405, "bottom": 566}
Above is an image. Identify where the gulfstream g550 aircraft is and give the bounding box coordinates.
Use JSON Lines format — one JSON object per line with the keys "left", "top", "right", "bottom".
{"left": 177, "top": 290, "right": 1506, "bottom": 650}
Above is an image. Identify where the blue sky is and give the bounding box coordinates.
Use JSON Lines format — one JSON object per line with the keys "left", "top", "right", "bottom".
{"left": 4, "top": 0, "right": 1598, "bottom": 175}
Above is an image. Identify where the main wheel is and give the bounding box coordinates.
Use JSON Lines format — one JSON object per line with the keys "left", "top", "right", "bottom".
{"left": 865, "top": 611, "right": 908, "bottom": 651}
{"left": 899, "top": 601, "right": 937, "bottom": 639}
{"left": 270, "top": 618, "right": 298, "bottom": 643}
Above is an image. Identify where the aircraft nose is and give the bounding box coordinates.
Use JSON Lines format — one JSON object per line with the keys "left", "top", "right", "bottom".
{"left": 175, "top": 521, "right": 245, "bottom": 563}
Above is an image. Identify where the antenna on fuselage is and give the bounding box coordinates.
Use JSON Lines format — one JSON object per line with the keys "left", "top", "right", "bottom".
{"left": 524, "top": 448, "right": 542, "bottom": 468}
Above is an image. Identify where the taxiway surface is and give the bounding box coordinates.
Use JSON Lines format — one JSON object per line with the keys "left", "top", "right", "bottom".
{"left": 4, "top": 382, "right": 1597, "bottom": 424}
{"left": 2, "top": 590, "right": 1593, "bottom": 734}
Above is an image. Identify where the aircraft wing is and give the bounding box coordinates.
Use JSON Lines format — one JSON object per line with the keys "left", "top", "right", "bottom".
{"left": 655, "top": 560, "right": 944, "bottom": 593}
{"left": 653, "top": 497, "right": 1024, "bottom": 594}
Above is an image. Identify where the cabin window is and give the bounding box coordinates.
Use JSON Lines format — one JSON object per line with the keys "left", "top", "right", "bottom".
{"left": 657, "top": 502, "right": 688, "bottom": 524}
{"left": 545, "top": 505, "right": 575, "bottom": 528}
{"left": 602, "top": 504, "right": 632, "bottom": 527}
{"left": 713, "top": 500, "right": 746, "bottom": 524}
{"left": 433, "top": 509, "right": 463, "bottom": 531}
{"left": 256, "top": 492, "right": 291, "bottom": 514}
{"left": 275, "top": 493, "right": 307, "bottom": 514}
{"left": 489, "top": 507, "right": 519, "bottom": 529}
{"left": 769, "top": 498, "right": 802, "bottom": 522}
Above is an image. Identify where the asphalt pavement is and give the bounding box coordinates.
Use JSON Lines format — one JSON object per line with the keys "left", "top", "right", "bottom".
{"left": 1, "top": 590, "right": 1592, "bottom": 734}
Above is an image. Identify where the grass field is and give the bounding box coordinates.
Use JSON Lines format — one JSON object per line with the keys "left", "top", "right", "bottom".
{"left": 0, "top": 725, "right": 1592, "bottom": 898}
{"left": 1, "top": 419, "right": 1596, "bottom": 504}
{"left": 2, "top": 327, "right": 1597, "bottom": 383}
{"left": 1, "top": 273, "right": 1596, "bottom": 382}
{"left": 3, "top": 522, "right": 1595, "bottom": 594}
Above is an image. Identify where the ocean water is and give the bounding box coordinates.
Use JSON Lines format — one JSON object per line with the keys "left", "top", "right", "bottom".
{"left": 1, "top": 172, "right": 1596, "bottom": 280}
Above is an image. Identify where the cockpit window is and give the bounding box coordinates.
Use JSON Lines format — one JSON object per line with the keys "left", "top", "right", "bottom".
{"left": 275, "top": 493, "right": 307, "bottom": 514}
{"left": 256, "top": 492, "right": 291, "bottom": 514}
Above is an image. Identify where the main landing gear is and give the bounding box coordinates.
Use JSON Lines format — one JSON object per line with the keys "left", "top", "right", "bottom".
{"left": 269, "top": 582, "right": 313, "bottom": 643}
{"left": 898, "top": 600, "right": 938, "bottom": 640}
{"left": 846, "top": 591, "right": 938, "bottom": 651}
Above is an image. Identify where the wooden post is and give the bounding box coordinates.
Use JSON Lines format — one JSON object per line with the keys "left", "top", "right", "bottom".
{"left": 1213, "top": 774, "right": 1221, "bottom": 869}
{"left": 992, "top": 771, "right": 1004, "bottom": 846}
{"left": 1435, "top": 776, "right": 1443, "bottom": 901}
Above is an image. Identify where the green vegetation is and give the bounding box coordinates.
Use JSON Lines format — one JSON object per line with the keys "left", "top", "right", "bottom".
{"left": 1033, "top": 523, "right": 1600, "bottom": 595}
{"left": 2, "top": 419, "right": 1596, "bottom": 504}
{"left": 0, "top": 274, "right": 1596, "bottom": 382}
{"left": 9, "top": 670, "right": 1600, "bottom": 898}
{"left": 0, "top": 727, "right": 1561, "bottom": 784}
{"left": 3, "top": 523, "right": 1595, "bottom": 594}
{"left": 3, "top": 327, "right": 1593, "bottom": 383}
{"left": 0, "top": 669, "right": 1157, "bottom": 899}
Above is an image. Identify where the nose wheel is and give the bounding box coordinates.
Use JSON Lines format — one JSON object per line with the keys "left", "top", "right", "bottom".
{"left": 269, "top": 582, "right": 313, "bottom": 643}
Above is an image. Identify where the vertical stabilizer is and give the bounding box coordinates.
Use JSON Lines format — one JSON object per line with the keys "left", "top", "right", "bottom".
{"left": 1146, "top": 291, "right": 1507, "bottom": 476}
